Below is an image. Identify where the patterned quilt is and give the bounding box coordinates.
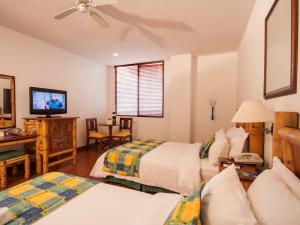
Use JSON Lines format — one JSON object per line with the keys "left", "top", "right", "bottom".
{"left": 102, "top": 140, "right": 165, "bottom": 177}
{"left": 0, "top": 172, "right": 98, "bottom": 225}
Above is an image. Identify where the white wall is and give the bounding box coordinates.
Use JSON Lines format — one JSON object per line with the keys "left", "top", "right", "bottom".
{"left": 193, "top": 52, "right": 238, "bottom": 142}
{"left": 237, "top": 0, "right": 300, "bottom": 166}
{"left": 107, "top": 53, "right": 238, "bottom": 143}
{"left": 165, "top": 54, "right": 192, "bottom": 142}
{"left": 0, "top": 25, "right": 107, "bottom": 147}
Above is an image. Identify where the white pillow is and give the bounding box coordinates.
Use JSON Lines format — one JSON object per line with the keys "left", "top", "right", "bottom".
{"left": 215, "top": 129, "right": 226, "bottom": 140}
{"left": 201, "top": 165, "right": 258, "bottom": 225}
{"left": 226, "top": 127, "right": 246, "bottom": 140}
{"left": 228, "top": 132, "right": 249, "bottom": 157}
{"left": 272, "top": 157, "right": 300, "bottom": 198}
{"left": 208, "top": 138, "right": 229, "bottom": 165}
{"left": 247, "top": 169, "right": 300, "bottom": 225}
{"left": 0, "top": 207, "right": 13, "bottom": 225}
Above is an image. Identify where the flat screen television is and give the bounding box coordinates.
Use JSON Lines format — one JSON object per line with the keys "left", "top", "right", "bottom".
{"left": 29, "top": 87, "right": 67, "bottom": 117}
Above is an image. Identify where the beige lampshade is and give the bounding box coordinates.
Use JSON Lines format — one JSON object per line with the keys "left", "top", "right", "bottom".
{"left": 231, "top": 100, "right": 274, "bottom": 123}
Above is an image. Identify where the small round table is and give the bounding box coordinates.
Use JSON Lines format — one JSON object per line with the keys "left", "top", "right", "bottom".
{"left": 98, "top": 123, "right": 120, "bottom": 147}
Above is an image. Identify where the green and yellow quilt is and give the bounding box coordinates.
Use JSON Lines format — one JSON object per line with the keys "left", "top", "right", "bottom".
{"left": 164, "top": 183, "right": 205, "bottom": 225}
{"left": 0, "top": 172, "right": 98, "bottom": 225}
{"left": 102, "top": 140, "right": 164, "bottom": 177}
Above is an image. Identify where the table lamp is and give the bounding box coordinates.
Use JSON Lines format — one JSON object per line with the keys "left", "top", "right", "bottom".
{"left": 232, "top": 100, "right": 274, "bottom": 134}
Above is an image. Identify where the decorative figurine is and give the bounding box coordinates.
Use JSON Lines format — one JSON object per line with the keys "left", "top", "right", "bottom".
{"left": 208, "top": 95, "right": 217, "bottom": 120}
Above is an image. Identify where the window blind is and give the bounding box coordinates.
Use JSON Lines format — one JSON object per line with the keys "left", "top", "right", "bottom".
{"left": 116, "top": 65, "right": 138, "bottom": 116}
{"left": 139, "top": 63, "right": 163, "bottom": 117}
{"left": 115, "top": 61, "right": 164, "bottom": 117}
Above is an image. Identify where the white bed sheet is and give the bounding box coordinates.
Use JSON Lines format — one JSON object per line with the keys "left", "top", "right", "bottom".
{"left": 34, "top": 183, "right": 181, "bottom": 225}
{"left": 200, "top": 158, "right": 219, "bottom": 182}
{"left": 90, "top": 142, "right": 206, "bottom": 196}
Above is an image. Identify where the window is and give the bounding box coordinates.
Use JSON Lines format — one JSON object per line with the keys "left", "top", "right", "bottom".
{"left": 115, "top": 61, "right": 164, "bottom": 117}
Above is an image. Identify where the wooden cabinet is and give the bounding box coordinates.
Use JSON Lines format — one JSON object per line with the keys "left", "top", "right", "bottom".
{"left": 23, "top": 117, "right": 79, "bottom": 174}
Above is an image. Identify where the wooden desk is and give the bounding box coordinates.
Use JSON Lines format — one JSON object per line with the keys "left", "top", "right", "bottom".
{"left": 0, "top": 135, "right": 38, "bottom": 148}
{"left": 218, "top": 157, "right": 265, "bottom": 190}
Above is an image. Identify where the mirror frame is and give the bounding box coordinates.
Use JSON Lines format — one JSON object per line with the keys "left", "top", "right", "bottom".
{"left": 0, "top": 74, "right": 16, "bottom": 128}
{"left": 264, "top": 0, "right": 298, "bottom": 99}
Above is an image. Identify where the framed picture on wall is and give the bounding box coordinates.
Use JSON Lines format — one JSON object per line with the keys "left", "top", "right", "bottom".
{"left": 264, "top": 0, "right": 298, "bottom": 99}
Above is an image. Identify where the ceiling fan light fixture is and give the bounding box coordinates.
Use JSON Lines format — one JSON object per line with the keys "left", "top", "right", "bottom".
{"left": 54, "top": 0, "right": 118, "bottom": 25}
{"left": 78, "top": 3, "right": 88, "bottom": 13}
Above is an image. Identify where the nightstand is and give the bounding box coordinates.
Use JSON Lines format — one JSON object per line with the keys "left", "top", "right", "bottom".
{"left": 218, "top": 157, "right": 265, "bottom": 190}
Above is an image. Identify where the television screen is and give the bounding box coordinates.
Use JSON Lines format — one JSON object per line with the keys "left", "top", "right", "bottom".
{"left": 30, "top": 87, "right": 67, "bottom": 115}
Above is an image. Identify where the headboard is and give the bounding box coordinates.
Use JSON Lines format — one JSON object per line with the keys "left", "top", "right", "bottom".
{"left": 273, "top": 112, "right": 300, "bottom": 178}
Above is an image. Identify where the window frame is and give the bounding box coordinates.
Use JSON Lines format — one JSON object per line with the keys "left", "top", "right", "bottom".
{"left": 115, "top": 60, "right": 164, "bottom": 118}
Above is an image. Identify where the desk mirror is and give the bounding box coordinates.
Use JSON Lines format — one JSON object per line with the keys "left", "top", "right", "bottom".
{"left": 0, "top": 75, "right": 16, "bottom": 128}
{"left": 264, "top": 0, "right": 298, "bottom": 99}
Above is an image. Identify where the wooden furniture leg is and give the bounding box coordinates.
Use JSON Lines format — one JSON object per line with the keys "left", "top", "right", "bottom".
{"left": 36, "top": 151, "right": 42, "bottom": 174}
{"left": 86, "top": 138, "right": 90, "bottom": 148}
{"left": 73, "top": 120, "right": 77, "bottom": 165}
{"left": 43, "top": 152, "right": 49, "bottom": 174}
{"left": 108, "top": 126, "right": 113, "bottom": 148}
{"left": 35, "top": 138, "right": 42, "bottom": 174}
{"left": 24, "top": 155, "right": 30, "bottom": 179}
{"left": 73, "top": 149, "right": 77, "bottom": 165}
{"left": 0, "top": 162, "right": 7, "bottom": 188}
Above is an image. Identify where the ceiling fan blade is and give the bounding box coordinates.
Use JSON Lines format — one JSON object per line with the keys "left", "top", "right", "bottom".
{"left": 91, "top": 0, "right": 118, "bottom": 6}
{"left": 119, "top": 26, "right": 133, "bottom": 42}
{"left": 89, "top": 10, "right": 110, "bottom": 28}
{"left": 135, "top": 24, "right": 165, "bottom": 48}
{"left": 54, "top": 7, "right": 78, "bottom": 19}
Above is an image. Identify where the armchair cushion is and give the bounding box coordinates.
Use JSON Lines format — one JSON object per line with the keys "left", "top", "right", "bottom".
{"left": 112, "top": 131, "right": 131, "bottom": 138}
{"left": 89, "top": 131, "right": 109, "bottom": 139}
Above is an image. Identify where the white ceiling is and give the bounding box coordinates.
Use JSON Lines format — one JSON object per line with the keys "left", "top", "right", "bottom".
{"left": 0, "top": 0, "right": 255, "bottom": 65}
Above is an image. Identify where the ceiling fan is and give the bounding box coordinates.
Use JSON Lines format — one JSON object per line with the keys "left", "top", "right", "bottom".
{"left": 54, "top": 0, "right": 118, "bottom": 28}
{"left": 54, "top": 0, "right": 193, "bottom": 48}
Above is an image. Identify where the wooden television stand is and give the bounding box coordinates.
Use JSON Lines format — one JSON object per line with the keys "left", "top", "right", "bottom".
{"left": 23, "top": 116, "right": 79, "bottom": 174}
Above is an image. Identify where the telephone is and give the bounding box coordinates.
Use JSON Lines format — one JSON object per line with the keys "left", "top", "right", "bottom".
{"left": 234, "top": 153, "right": 263, "bottom": 165}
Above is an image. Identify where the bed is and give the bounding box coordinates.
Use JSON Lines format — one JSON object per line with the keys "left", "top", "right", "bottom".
{"left": 0, "top": 171, "right": 183, "bottom": 225}
{"left": 34, "top": 183, "right": 181, "bottom": 225}
{"left": 90, "top": 141, "right": 218, "bottom": 196}
{"left": 1, "top": 112, "right": 299, "bottom": 225}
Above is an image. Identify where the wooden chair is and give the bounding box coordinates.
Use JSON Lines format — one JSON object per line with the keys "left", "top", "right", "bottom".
{"left": 0, "top": 150, "right": 30, "bottom": 188}
{"left": 86, "top": 118, "right": 109, "bottom": 150}
{"left": 112, "top": 118, "right": 133, "bottom": 145}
